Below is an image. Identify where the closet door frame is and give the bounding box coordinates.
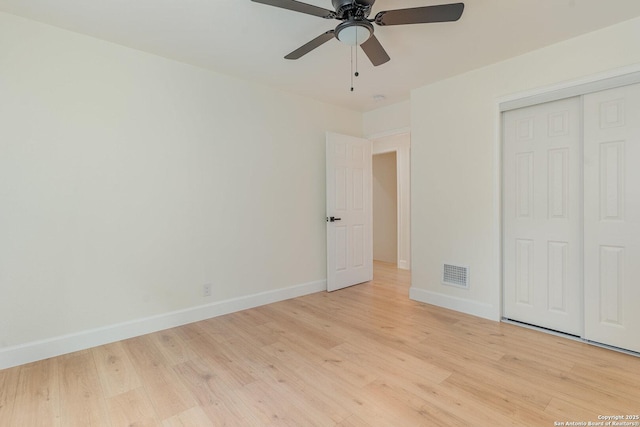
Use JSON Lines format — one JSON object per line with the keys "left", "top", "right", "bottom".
{"left": 499, "top": 68, "right": 640, "bottom": 113}
{"left": 498, "top": 68, "right": 640, "bottom": 350}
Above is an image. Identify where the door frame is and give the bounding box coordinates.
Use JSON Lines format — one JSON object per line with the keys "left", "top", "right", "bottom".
{"left": 367, "top": 129, "right": 411, "bottom": 270}
{"left": 497, "top": 67, "right": 640, "bottom": 322}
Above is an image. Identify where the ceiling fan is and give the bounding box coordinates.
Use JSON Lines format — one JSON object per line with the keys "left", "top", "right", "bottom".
{"left": 251, "top": 0, "right": 465, "bottom": 66}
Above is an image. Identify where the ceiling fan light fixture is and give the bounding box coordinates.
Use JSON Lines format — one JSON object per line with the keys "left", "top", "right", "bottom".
{"left": 253, "top": 0, "right": 465, "bottom": 67}
{"left": 335, "top": 21, "right": 373, "bottom": 46}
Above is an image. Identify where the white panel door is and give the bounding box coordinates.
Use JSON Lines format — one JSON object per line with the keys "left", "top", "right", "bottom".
{"left": 584, "top": 83, "right": 640, "bottom": 353}
{"left": 503, "top": 97, "right": 582, "bottom": 335}
{"left": 326, "top": 132, "right": 373, "bottom": 291}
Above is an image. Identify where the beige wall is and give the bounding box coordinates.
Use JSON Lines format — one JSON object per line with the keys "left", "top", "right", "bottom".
{"left": 410, "top": 16, "right": 640, "bottom": 320}
{"left": 363, "top": 100, "right": 410, "bottom": 136}
{"left": 373, "top": 152, "right": 397, "bottom": 264}
{"left": 0, "top": 12, "right": 362, "bottom": 351}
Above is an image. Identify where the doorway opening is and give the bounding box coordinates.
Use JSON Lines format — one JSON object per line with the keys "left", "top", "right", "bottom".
{"left": 373, "top": 151, "right": 397, "bottom": 264}
{"left": 371, "top": 132, "right": 411, "bottom": 270}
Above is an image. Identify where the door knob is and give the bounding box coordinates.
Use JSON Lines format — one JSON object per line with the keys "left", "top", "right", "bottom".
{"left": 328, "top": 216, "right": 342, "bottom": 222}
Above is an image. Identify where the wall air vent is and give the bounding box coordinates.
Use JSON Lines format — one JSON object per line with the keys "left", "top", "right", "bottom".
{"left": 442, "top": 264, "right": 469, "bottom": 288}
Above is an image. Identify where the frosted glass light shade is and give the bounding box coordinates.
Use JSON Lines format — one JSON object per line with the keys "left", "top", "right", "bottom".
{"left": 336, "top": 24, "right": 371, "bottom": 46}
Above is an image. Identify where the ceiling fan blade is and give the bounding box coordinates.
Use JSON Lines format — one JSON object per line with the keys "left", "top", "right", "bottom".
{"left": 360, "top": 35, "right": 390, "bottom": 66}
{"left": 375, "top": 2, "right": 464, "bottom": 26}
{"left": 285, "top": 30, "right": 336, "bottom": 60}
{"left": 251, "top": 0, "right": 336, "bottom": 19}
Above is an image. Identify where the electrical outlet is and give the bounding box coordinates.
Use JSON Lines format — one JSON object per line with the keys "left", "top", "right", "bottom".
{"left": 203, "top": 284, "right": 212, "bottom": 297}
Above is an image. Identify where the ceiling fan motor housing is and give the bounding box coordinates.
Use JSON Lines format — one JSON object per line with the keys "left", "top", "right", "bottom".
{"left": 331, "top": 0, "right": 373, "bottom": 20}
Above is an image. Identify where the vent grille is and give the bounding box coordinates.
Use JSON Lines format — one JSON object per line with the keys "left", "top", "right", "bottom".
{"left": 442, "top": 264, "right": 469, "bottom": 288}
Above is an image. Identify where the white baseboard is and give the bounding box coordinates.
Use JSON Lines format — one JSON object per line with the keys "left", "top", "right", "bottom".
{"left": 409, "top": 287, "right": 499, "bottom": 321}
{"left": 397, "top": 259, "right": 410, "bottom": 270}
{"left": 0, "top": 279, "right": 326, "bottom": 370}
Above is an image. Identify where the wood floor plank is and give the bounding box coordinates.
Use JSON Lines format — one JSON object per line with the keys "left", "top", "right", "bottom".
{"left": 162, "top": 406, "right": 212, "bottom": 427}
{"left": 123, "top": 335, "right": 197, "bottom": 420}
{"left": 92, "top": 341, "right": 142, "bottom": 398}
{"left": 569, "top": 358, "right": 640, "bottom": 397}
{"left": 258, "top": 341, "right": 380, "bottom": 423}
{"left": 185, "top": 324, "right": 258, "bottom": 387}
{"left": 263, "top": 297, "right": 355, "bottom": 342}
{"left": 246, "top": 350, "right": 353, "bottom": 424}
{"left": 437, "top": 359, "right": 552, "bottom": 410}
{"left": 172, "top": 357, "right": 240, "bottom": 408}
{"left": 238, "top": 380, "right": 336, "bottom": 426}
{"left": 10, "top": 358, "right": 61, "bottom": 427}
{"left": 260, "top": 331, "right": 377, "bottom": 389}
{"left": 336, "top": 378, "right": 441, "bottom": 427}
{"left": 364, "top": 379, "right": 467, "bottom": 427}
{"left": 331, "top": 339, "right": 452, "bottom": 387}
{"left": 58, "top": 350, "right": 110, "bottom": 427}
{"left": 149, "top": 328, "right": 198, "bottom": 366}
{"left": 255, "top": 302, "right": 346, "bottom": 351}
{"left": 0, "top": 364, "right": 20, "bottom": 425}
{"left": 106, "top": 387, "right": 159, "bottom": 427}
{"left": 496, "top": 352, "right": 640, "bottom": 413}
{"left": 336, "top": 414, "right": 371, "bottom": 427}
{"left": 406, "top": 377, "right": 529, "bottom": 426}
{"left": 544, "top": 396, "right": 603, "bottom": 423}
{"left": 439, "top": 373, "right": 555, "bottom": 426}
{"left": 2, "top": 261, "right": 640, "bottom": 425}
{"left": 204, "top": 309, "right": 281, "bottom": 348}
{"left": 172, "top": 356, "right": 272, "bottom": 425}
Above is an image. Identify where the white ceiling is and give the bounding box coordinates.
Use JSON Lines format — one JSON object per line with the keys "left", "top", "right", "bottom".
{"left": 2, "top": 0, "right": 640, "bottom": 112}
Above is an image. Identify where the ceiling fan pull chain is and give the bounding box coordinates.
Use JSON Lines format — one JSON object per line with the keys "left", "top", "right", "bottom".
{"left": 355, "top": 42, "right": 359, "bottom": 78}
{"left": 350, "top": 45, "right": 354, "bottom": 92}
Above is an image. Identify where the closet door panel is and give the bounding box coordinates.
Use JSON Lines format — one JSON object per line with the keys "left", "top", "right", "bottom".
{"left": 584, "top": 83, "right": 640, "bottom": 353}
{"left": 503, "top": 97, "right": 582, "bottom": 335}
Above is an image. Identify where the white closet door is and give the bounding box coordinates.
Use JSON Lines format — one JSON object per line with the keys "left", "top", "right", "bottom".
{"left": 503, "top": 97, "right": 582, "bottom": 335}
{"left": 584, "top": 83, "right": 640, "bottom": 353}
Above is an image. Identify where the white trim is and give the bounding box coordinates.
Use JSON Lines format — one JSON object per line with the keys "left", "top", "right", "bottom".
{"left": 0, "top": 279, "right": 326, "bottom": 370}
{"left": 365, "top": 127, "right": 411, "bottom": 140}
{"left": 493, "top": 102, "right": 503, "bottom": 320}
{"left": 409, "top": 287, "right": 498, "bottom": 321}
{"left": 498, "top": 66, "right": 640, "bottom": 112}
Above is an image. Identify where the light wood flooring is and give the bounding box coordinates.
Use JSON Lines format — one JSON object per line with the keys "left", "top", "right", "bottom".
{"left": 1, "top": 261, "right": 639, "bottom": 426}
